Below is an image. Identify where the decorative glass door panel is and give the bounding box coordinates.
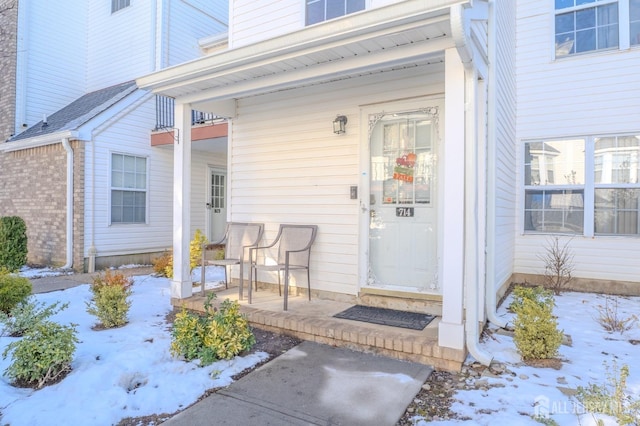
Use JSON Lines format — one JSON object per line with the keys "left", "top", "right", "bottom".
{"left": 368, "top": 112, "right": 438, "bottom": 291}
{"left": 207, "top": 169, "right": 227, "bottom": 242}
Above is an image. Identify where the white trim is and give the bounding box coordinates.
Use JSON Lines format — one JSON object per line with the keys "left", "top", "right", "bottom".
{"left": 0, "top": 130, "right": 80, "bottom": 152}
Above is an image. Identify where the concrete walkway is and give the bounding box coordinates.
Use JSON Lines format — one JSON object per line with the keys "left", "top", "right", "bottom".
{"left": 164, "top": 341, "right": 432, "bottom": 426}
{"left": 28, "top": 268, "right": 433, "bottom": 425}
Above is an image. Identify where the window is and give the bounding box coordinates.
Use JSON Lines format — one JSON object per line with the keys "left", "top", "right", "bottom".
{"left": 111, "top": 153, "right": 147, "bottom": 224}
{"left": 555, "top": 0, "right": 640, "bottom": 56}
{"left": 111, "top": 0, "right": 131, "bottom": 14}
{"left": 306, "top": 0, "right": 365, "bottom": 26}
{"left": 524, "top": 135, "right": 640, "bottom": 236}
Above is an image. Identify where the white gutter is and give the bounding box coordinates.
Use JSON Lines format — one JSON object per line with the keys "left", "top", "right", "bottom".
{"left": 61, "top": 137, "right": 74, "bottom": 270}
{"left": 0, "top": 130, "right": 79, "bottom": 152}
{"left": 451, "top": 3, "right": 493, "bottom": 366}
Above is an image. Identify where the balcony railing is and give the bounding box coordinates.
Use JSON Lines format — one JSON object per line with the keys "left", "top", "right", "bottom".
{"left": 155, "top": 95, "right": 222, "bottom": 130}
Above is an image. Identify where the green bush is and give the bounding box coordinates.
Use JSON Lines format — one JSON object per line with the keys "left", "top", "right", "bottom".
{"left": 0, "top": 270, "right": 32, "bottom": 314}
{"left": 509, "top": 285, "right": 554, "bottom": 312}
{"left": 2, "top": 320, "right": 78, "bottom": 389}
{"left": 86, "top": 271, "right": 132, "bottom": 328}
{"left": 575, "top": 361, "right": 640, "bottom": 424}
{"left": 513, "top": 296, "right": 563, "bottom": 360}
{"left": 0, "top": 297, "right": 68, "bottom": 337}
{"left": 163, "top": 229, "right": 209, "bottom": 279}
{"left": 0, "top": 216, "right": 28, "bottom": 272}
{"left": 171, "top": 294, "right": 255, "bottom": 366}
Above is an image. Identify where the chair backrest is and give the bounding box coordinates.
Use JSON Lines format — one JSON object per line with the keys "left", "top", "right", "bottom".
{"left": 225, "top": 223, "right": 264, "bottom": 260}
{"left": 276, "top": 224, "right": 318, "bottom": 267}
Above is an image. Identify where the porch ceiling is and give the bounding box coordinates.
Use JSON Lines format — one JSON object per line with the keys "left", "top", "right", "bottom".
{"left": 137, "top": 0, "right": 464, "bottom": 108}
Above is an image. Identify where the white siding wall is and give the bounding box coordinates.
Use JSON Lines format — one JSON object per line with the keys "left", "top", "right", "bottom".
{"left": 514, "top": 1, "right": 640, "bottom": 283}
{"left": 17, "top": 0, "right": 87, "bottom": 131}
{"left": 231, "top": 64, "right": 444, "bottom": 295}
{"left": 490, "top": 0, "right": 517, "bottom": 291}
{"left": 86, "top": 1, "right": 156, "bottom": 92}
{"left": 229, "top": 0, "right": 408, "bottom": 48}
{"left": 85, "top": 96, "right": 174, "bottom": 257}
{"left": 166, "top": 0, "right": 229, "bottom": 66}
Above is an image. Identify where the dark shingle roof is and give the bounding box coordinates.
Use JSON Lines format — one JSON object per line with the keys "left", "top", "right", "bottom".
{"left": 10, "top": 81, "right": 138, "bottom": 141}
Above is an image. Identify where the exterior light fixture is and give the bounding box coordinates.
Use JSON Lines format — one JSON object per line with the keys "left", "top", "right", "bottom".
{"left": 333, "top": 115, "right": 347, "bottom": 134}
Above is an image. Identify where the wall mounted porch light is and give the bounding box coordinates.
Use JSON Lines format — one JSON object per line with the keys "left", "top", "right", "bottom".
{"left": 333, "top": 115, "right": 347, "bottom": 134}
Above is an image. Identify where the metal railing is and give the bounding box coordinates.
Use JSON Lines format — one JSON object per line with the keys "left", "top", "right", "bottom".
{"left": 154, "top": 95, "right": 222, "bottom": 130}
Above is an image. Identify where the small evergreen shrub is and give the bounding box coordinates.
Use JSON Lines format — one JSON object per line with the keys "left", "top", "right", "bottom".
{"left": 512, "top": 292, "right": 563, "bottom": 360}
{"left": 575, "top": 361, "right": 640, "bottom": 424}
{"left": 2, "top": 320, "right": 78, "bottom": 389}
{"left": 0, "top": 269, "right": 32, "bottom": 314}
{"left": 161, "top": 229, "right": 208, "bottom": 279}
{"left": 0, "top": 216, "right": 28, "bottom": 272}
{"left": 86, "top": 271, "right": 133, "bottom": 328}
{"left": 509, "top": 285, "right": 554, "bottom": 312}
{"left": 0, "top": 298, "right": 68, "bottom": 337}
{"left": 171, "top": 294, "right": 255, "bottom": 366}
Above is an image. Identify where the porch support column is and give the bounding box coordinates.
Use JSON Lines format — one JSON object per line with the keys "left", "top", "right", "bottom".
{"left": 438, "top": 48, "right": 466, "bottom": 350}
{"left": 171, "top": 101, "right": 192, "bottom": 299}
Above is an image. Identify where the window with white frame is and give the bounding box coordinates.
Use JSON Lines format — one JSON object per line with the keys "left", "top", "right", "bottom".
{"left": 555, "top": 0, "right": 640, "bottom": 57}
{"left": 111, "top": 0, "right": 131, "bottom": 14}
{"left": 306, "top": 0, "right": 365, "bottom": 26}
{"left": 524, "top": 136, "right": 640, "bottom": 236}
{"left": 111, "top": 153, "right": 147, "bottom": 224}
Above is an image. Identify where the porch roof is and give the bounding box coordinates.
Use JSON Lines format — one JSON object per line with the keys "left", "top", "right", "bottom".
{"left": 137, "top": 0, "right": 471, "bottom": 111}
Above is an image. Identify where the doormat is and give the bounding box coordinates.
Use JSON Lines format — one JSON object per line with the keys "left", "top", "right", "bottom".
{"left": 333, "top": 305, "right": 435, "bottom": 330}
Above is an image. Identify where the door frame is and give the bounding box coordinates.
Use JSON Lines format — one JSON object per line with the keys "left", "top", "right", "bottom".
{"left": 358, "top": 96, "right": 445, "bottom": 295}
{"left": 205, "top": 166, "right": 228, "bottom": 243}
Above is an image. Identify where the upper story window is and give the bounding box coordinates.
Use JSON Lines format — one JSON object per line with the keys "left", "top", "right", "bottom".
{"left": 111, "top": 0, "right": 131, "bottom": 14}
{"left": 306, "top": 0, "right": 365, "bottom": 26}
{"left": 524, "top": 135, "right": 640, "bottom": 236}
{"left": 111, "top": 153, "right": 147, "bottom": 224}
{"left": 555, "top": 0, "right": 640, "bottom": 57}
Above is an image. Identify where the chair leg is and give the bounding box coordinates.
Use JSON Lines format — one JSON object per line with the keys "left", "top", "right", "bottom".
{"left": 277, "top": 270, "right": 282, "bottom": 297}
{"left": 307, "top": 268, "right": 311, "bottom": 301}
{"left": 283, "top": 266, "right": 289, "bottom": 311}
{"left": 249, "top": 265, "right": 255, "bottom": 304}
{"left": 224, "top": 266, "right": 229, "bottom": 289}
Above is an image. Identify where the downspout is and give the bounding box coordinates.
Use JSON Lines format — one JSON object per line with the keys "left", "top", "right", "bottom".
{"left": 451, "top": 3, "right": 493, "bottom": 366}
{"left": 61, "top": 138, "right": 74, "bottom": 269}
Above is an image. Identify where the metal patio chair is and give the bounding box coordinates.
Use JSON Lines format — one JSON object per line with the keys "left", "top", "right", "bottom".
{"left": 201, "top": 222, "right": 264, "bottom": 298}
{"left": 249, "top": 224, "right": 318, "bottom": 310}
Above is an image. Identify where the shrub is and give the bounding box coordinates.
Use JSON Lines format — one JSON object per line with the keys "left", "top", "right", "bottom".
{"left": 160, "top": 229, "right": 208, "bottom": 280}
{"left": 538, "top": 237, "right": 574, "bottom": 295}
{"left": 171, "top": 294, "right": 255, "bottom": 366}
{"left": 509, "top": 285, "right": 554, "bottom": 313}
{"left": 86, "top": 271, "right": 133, "bottom": 328}
{"left": 575, "top": 361, "right": 640, "bottom": 424}
{"left": 152, "top": 251, "right": 172, "bottom": 277}
{"left": 0, "top": 216, "right": 28, "bottom": 272}
{"left": 594, "top": 295, "right": 638, "bottom": 334}
{"left": 0, "top": 298, "right": 68, "bottom": 337}
{"left": 0, "top": 269, "right": 32, "bottom": 314}
{"left": 513, "top": 296, "right": 563, "bottom": 360}
{"left": 2, "top": 320, "right": 78, "bottom": 389}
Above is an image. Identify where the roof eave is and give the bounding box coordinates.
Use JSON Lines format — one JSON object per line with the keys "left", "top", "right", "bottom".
{"left": 0, "top": 130, "right": 81, "bottom": 152}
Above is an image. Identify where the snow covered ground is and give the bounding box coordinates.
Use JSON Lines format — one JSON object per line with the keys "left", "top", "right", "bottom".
{"left": 1, "top": 267, "right": 639, "bottom": 426}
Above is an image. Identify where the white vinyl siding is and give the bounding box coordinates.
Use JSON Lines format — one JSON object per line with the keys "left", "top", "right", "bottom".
{"left": 516, "top": 0, "right": 640, "bottom": 283}
{"left": 15, "top": 0, "right": 87, "bottom": 132}
{"left": 490, "top": 0, "right": 517, "bottom": 291}
{"left": 230, "top": 0, "right": 302, "bottom": 48}
{"left": 231, "top": 63, "right": 444, "bottom": 295}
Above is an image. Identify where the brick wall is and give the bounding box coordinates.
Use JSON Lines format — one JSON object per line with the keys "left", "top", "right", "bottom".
{"left": 0, "top": 140, "right": 85, "bottom": 270}
{"left": 0, "top": 0, "right": 18, "bottom": 142}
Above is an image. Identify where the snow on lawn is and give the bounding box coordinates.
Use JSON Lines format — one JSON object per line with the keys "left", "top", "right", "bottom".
{"left": 421, "top": 291, "right": 640, "bottom": 426}
{"left": 0, "top": 273, "right": 269, "bottom": 426}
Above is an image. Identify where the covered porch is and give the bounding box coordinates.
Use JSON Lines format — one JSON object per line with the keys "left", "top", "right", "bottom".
{"left": 174, "top": 280, "right": 465, "bottom": 372}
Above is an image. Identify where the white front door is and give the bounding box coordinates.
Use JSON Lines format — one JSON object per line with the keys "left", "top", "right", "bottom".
{"left": 367, "top": 109, "right": 439, "bottom": 292}
{"left": 207, "top": 167, "right": 227, "bottom": 242}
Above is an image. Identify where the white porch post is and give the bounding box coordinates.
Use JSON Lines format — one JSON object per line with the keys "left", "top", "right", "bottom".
{"left": 438, "top": 47, "right": 466, "bottom": 350}
{"left": 171, "top": 101, "right": 192, "bottom": 299}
